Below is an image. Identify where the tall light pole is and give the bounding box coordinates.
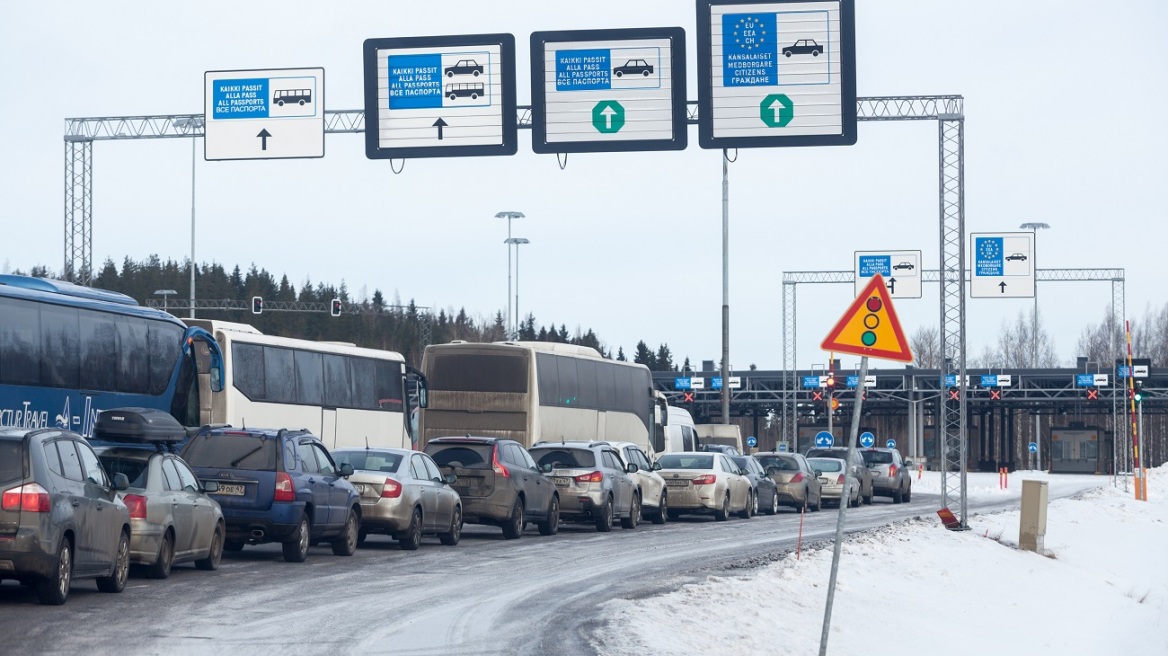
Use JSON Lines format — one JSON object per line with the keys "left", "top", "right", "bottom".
{"left": 495, "top": 211, "right": 525, "bottom": 337}
{"left": 176, "top": 117, "right": 204, "bottom": 319}
{"left": 506, "top": 237, "right": 530, "bottom": 338}
{"left": 1020, "top": 221, "right": 1050, "bottom": 469}
{"left": 153, "top": 288, "right": 177, "bottom": 312}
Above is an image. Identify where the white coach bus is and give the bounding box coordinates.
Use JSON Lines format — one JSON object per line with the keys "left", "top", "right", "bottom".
{"left": 418, "top": 341, "right": 667, "bottom": 453}
{"left": 185, "top": 320, "right": 423, "bottom": 449}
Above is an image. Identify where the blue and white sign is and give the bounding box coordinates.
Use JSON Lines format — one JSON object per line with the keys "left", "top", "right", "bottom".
{"left": 363, "top": 34, "right": 517, "bottom": 160}
{"left": 815, "top": 431, "right": 834, "bottom": 448}
{"left": 204, "top": 67, "right": 325, "bottom": 161}
{"left": 802, "top": 375, "right": 825, "bottom": 389}
{"left": 859, "top": 431, "right": 875, "bottom": 448}
{"left": 746, "top": 436, "right": 758, "bottom": 448}
{"left": 854, "top": 250, "right": 922, "bottom": 299}
{"left": 885, "top": 438, "right": 896, "bottom": 449}
{"left": 980, "top": 374, "right": 1013, "bottom": 388}
{"left": 778, "top": 441, "right": 789, "bottom": 453}
{"left": 970, "top": 232, "right": 1035, "bottom": 298}
{"left": 1028, "top": 442, "right": 1038, "bottom": 454}
{"left": 696, "top": 0, "right": 857, "bottom": 149}
{"left": 710, "top": 376, "right": 742, "bottom": 390}
{"left": 845, "top": 375, "right": 877, "bottom": 388}
{"left": 531, "top": 28, "right": 687, "bottom": 154}
{"left": 944, "top": 374, "right": 973, "bottom": 388}
{"left": 674, "top": 377, "right": 692, "bottom": 390}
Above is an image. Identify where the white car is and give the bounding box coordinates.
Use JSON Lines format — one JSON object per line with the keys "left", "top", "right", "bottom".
{"left": 607, "top": 441, "right": 669, "bottom": 524}
{"left": 655, "top": 452, "right": 753, "bottom": 521}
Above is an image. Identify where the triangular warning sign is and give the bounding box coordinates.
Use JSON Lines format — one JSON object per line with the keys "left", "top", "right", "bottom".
{"left": 820, "top": 273, "right": 913, "bottom": 363}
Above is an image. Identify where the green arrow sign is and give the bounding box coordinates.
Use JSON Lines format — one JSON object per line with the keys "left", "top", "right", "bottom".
{"left": 760, "top": 94, "right": 794, "bottom": 128}
{"left": 592, "top": 100, "right": 625, "bottom": 133}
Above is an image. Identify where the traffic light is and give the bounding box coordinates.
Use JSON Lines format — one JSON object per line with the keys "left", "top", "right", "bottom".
{"left": 251, "top": 296, "right": 263, "bottom": 315}
{"left": 1134, "top": 380, "right": 1143, "bottom": 403}
{"left": 825, "top": 371, "right": 836, "bottom": 394}
{"left": 331, "top": 298, "right": 342, "bottom": 317}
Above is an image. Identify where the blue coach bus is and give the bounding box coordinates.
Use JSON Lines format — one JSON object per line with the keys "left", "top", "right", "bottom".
{"left": 0, "top": 275, "right": 223, "bottom": 436}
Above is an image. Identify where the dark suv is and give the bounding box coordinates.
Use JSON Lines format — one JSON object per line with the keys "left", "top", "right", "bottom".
{"left": 0, "top": 428, "right": 131, "bottom": 605}
{"left": 181, "top": 428, "right": 360, "bottom": 562}
{"left": 424, "top": 437, "right": 558, "bottom": 539}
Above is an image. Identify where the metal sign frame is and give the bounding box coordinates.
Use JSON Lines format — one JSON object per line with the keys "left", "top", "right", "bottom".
{"left": 529, "top": 26, "right": 688, "bottom": 154}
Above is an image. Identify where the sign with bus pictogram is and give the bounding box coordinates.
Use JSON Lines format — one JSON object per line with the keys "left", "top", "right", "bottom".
{"left": 820, "top": 273, "right": 912, "bottom": 362}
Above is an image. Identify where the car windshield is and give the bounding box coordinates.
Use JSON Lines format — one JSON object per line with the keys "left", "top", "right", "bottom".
{"left": 806, "top": 449, "right": 849, "bottom": 461}
{"left": 333, "top": 451, "right": 403, "bottom": 473}
{"left": 808, "top": 458, "right": 843, "bottom": 473}
{"left": 97, "top": 455, "right": 149, "bottom": 488}
{"left": 657, "top": 454, "right": 714, "bottom": 470}
{"left": 425, "top": 444, "right": 493, "bottom": 469}
{"left": 182, "top": 433, "right": 278, "bottom": 471}
{"left": 530, "top": 448, "right": 595, "bottom": 469}
{"left": 863, "top": 450, "right": 894, "bottom": 465}
{"left": 757, "top": 456, "right": 799, "bottom": 471}
{"left": 0, "top": 440, "right": 22, "bottom": 482}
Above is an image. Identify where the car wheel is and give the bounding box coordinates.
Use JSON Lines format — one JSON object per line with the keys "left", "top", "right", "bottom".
{"left": 643, "top": 70, "right": 650, "bottom": 77}
{"left": 332, "top": 508, "right": 360, "bottom": 556}
{"left": 714, "top": 493, "right": 730, "bottom": 522}
{"left": 440, "top": 505, "right": 464, "bottom": 545}
{"left": 36, "top": 540, "right": 71, "bottom": 605}
{"left": 813, "top": 50, "right": 820, "bottom": 56}
{"left": 282, "top": 514, "right": 311, "bottom": 563}
{"left": 97, "top": 530, "right": 129, "bottom": 593}
{"left": 595, "top": 495, "right": 614, "bottom": 533}
{"left": 738, "top": 492, "right": 754, "bottom": 519}
{"left": 796, "top": 491, "right": 807, "bottom": 514}
{"left": 863, "top": 488, "right": 873, "bottom": 505}
{"left": 538, "top": 496, "right": 560, "bottom": 536}
{"left": 813, "top": 490, "right": 822, "bottom": 512}
{"left": 621, "top": 493, "right": 641, "bottom": 529}
{"left": 904, "top": 484, "right": 912, "bottom": 503}
{"left": 146, "top": 530, "right": 175, "bottom": 579}
{"left": 472, "top": 70, "right": 480, "bottom": 77}
{"left": 784, "top": 50, "right": 792, "bottom": 57}
{"left": 615, "top": 71, "right": 624, "bottom": 77}
{"left": 195, "top": 523, "right": 224, "bottom": 571}
{"left": 502, "top": 498, "right": 524, "bottom": 540}
{"left": 398, "top": 508, "right": 423, "bottom": 551}
{"left": 446, "top": 71, "right": 454, "bottom": 77}
{"left": 652, "top": 493, "right": 668, "bottom": 524}
{"left": 766, "top": 491, "right": 779, "bottom": 516}
{"left": 893, "top": 485, "right": 904, "bottom": 504}
{"left": 850, "top": 489, "right": 860, "bottom": 508}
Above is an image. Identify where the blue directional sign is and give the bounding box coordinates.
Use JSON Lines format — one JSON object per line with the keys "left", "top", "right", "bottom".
{"left": 859, "top": 431, "right": 875, "bottom": 448}
{"left": 945, "top": 374, "right": 958, "bottom": 387}
{"left": 980, "top": 375, "right": 1000, "bottom": 387}
{"left": 885, "top": 438, "right": 896, "bottom": 449}
{"left": 674, "top": 377, "right": 692, "bottom": 390}
{"left": 1117, "top": 365, "right": 1131, "bottom": 378}
{"left": 1028, "top": 442, "right": 1038, "bottom": 454}
{"left": 970, "top": 232, "right": 1035, "bottom": 298}
{"left": 846, "top": 375, "right": 860, "bottom": 388}
{"left": 802, "top": 375, "right": 823, "bottom": 389}
{"left": 815, "top": 431, "right": 834, "bottom": 448}
{"left": 204, "top": 67, "right": 325, "bottom": 161}
{"left": 746, "top": 436, "right": 758, "bottom": 448}
{"left": 1076, "top": 374, "right": 1095, "bottom": 388}
{"left": 858, "top": 255, "right": 891, "bottom": 278}
{"left": 711, "top": 377, "right": 722, "bottom": 390}
{"left": 778, "top": 442, "right": 789, "bottom": 453}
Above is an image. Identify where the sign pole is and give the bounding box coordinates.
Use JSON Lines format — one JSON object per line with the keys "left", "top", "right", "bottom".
{"left": 720, "top": 149, "right": 731, "bottom": 426}
{"left": 1126, "top": 321, "right": 1143, "bottom": 501}
{"left": 819, "top": 355, "right": 868, "bottom": 656}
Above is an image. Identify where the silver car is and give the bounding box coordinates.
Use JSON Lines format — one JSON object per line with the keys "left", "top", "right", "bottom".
{"left": 861, "top": 448, "right": 913, "bottom": 503}
{"left": 608, "top": 441, "right": 669, "bottom": 524}
{"left": 332, "top": 448, "right": 462, "bottom": 550}
{"left": 805, "top": 447, "right": 874, "bottom": 504}
{"left": 655, "top": 452, "right": 753, "bottom": 521}
{"left": 807, "top": 457, "right": 859, "bottom": 507}
{"left": 96, "top": 447, "right": 226, "bottom": 578}
{"left": 528, "top": 442, "right": 640, "bottom": 532}
{"left": 753, "top": 452, "right": 821, "bottom": 513}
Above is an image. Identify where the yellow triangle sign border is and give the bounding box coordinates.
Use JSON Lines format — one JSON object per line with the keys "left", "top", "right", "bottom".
{"left": 820, "top": 273, "right": 914, "bottom": 363}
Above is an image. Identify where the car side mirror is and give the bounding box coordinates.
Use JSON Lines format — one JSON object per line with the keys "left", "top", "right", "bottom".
{"left": 338, "top": 463, "right": 355, "bottom": 477}
{"left": 540, "top": 463, "right": 553, "bottom": 473}
{"left": 444, "top": 473, "right": 457, "bottom": 485}
{"left": 202, "top": 480, "right": 220, "bottom": 493}
{"left": 651, "top": 462, "right": 662, "bottom": 471}
{"left": 814, "top": 470, "right": 823, "bottom": 477}
{"left": 904, "top": 460, "right": 914, "bottom": 468}
{"left": 626, "top": 463, "right": 639, "bottom": 474}
{"left": 111, "top": 473, "right": 130, "bottom": 491}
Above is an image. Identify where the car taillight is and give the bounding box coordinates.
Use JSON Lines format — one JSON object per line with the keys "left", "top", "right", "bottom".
{"left": 837, "top": 475, "right": 846, "bottom": 484}
{"left": 2, "top": 483, "right": 51, "bottom": 513}
{"left": 574, "top": 471, "right": 604, "bottom": 484}
{"left": 274, "top": 472, "right": 295, "bottom": 502}
{"left": 492, "top": 447, "right": 510, "bottom": 478}
{"left": 691, "top": 474, "right": 716, "bottom": 486}
{"left": 888, "top": 464, "right": 898, "bottom": 478}
{"left": 790, "top": 472, "right": 804, "bottom": 483}
{"left": 381, "top": 478, "right": 403, "bottom": 498}
{"left": 123, "top": 494, "right": 148, "bottom": 520}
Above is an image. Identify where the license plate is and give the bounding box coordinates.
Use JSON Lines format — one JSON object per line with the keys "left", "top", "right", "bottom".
{"left": 553, "top": 477, "right": 571, "bottom": 487}
{"left": 216, "top": 483, "right": 245, "bottom": 496}
{"left": 666, "top": 479, "right": 689, "bottom": 487}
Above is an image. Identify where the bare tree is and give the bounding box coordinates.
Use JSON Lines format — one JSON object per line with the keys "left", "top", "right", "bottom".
{"left": 909, "top": 325, "right": 941, "bottom": 368}
{"left": 976, "top": 308, "right": 1060, "bottom": 368}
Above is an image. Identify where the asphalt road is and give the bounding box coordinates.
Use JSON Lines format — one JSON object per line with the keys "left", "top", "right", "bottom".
{"left": 0, "top": 490, "right": 1023, "bottom": 656}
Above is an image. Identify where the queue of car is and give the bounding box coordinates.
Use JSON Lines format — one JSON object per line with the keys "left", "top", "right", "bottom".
{"left": 0, "top": 413, "right": 912, "bottom": 605}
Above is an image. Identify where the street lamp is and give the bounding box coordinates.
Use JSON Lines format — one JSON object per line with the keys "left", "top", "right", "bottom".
{"left": 175, "top": 116, "right": 205, "bottom": 319}
{"left": 153, "top": 288, "right": 177, "bottom": 312}
{"left": 505, "top": 237, "right": 530, "bottom": 339}
{"left": 494, "top": 211, "right": 525, "bottom": 336}
{"left": 1020, "top": 221, "right": 1051, "bottom": 469}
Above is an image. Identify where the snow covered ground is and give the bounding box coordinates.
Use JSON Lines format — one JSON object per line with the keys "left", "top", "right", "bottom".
{"left": 595, "top": 467, "right": 1168, "bottom": 656}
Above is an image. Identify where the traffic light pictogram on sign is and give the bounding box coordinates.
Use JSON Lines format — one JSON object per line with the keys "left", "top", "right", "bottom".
{"left": 820, "top": 273, "right": 913, "bottom": 362}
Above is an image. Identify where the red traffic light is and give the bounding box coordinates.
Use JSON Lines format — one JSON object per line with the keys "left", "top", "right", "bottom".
{"left": 251, "top": 296, "right": 263, "bottom": 315}
{"left": 330, "top": 298, "right": 342, "bottom": 317}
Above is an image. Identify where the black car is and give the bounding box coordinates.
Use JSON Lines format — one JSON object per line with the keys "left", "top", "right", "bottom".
{"left": 730, "top": 455, "right": 780, "bottom": 516}
{"left": 613, "top": 59, "right": 653, "bottom": 77}
{"left": 782, "top": 39, "right": 824, "bottom": 57}
{"left": 0, "top": 428, "right": 131, "bottom": 605}
{"left": 424, "top": 437, "right": 558, "bottom": 539}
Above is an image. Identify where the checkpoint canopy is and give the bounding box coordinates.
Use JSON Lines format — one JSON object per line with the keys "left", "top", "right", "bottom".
{"left": 970, "top": 232, "right": 1036, "bottom": 298}
{"left": 363, "top": 34, "right": 517, "bottom": 160}
{"left": 696, "top": 0, "right": 857, "bottom": 149}
{"left": 854, "top": 250, "right": 922, "bottom": 299}
{"left": 530, "top": 27, "right": 688, "bottom": 154}
{"left": 204, "top": 67, "right": 325, "bottom": 161}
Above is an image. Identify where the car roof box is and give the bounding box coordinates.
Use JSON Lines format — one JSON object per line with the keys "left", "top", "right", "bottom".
{"left": 94, "top": 408, "right": 185, "bottom": 443}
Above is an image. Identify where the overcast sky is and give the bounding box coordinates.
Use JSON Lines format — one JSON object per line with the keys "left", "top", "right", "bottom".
{"left": 2, "top": 1, "right": 1164, "bottom": 373}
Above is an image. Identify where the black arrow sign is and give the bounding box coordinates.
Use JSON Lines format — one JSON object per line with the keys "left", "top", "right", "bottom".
{"left": 256, "top": 128, "right": 272, "bottom": 150}
{"left": 887, "top": 277, "right": 897, "bottom": 295}
{"left": 432, "top": 118, "right": 448, "bottom": 140}
{"left": 999, "top": 281, "right": 1008, "bottom": 294}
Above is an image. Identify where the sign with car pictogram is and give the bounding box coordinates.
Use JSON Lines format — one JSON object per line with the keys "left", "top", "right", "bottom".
{"left": 204, "top": 67, "right": 325, "bottom": 161}
{"left": 969, "top": 232, "right": 1035, "bottom": 298}
{"left": 530, "top": 27, "right": 688, "bottom": 154}
{"left": 696, "top": 0, "right": 856, "bottom": 149}
{"left": 363, "top": 33, "right": 517, "bottom": 159}
{"left": 854, "top": 250, "right": 922, "bottom": 299}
